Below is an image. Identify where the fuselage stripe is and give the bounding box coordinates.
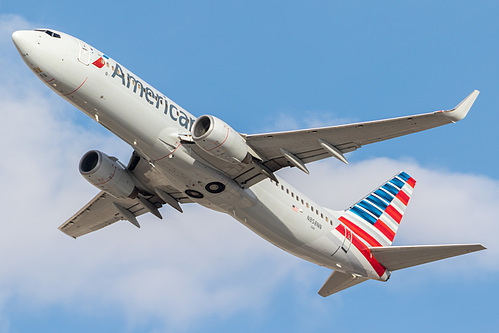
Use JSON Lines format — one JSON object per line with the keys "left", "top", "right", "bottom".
{"left": 339, "top": 216, "right": 381, "bottom": 247}
{"left": 63, "top": 77, "right": 88, "bottom": 96}
{"left": 153, "top": 143, "right": 182, "bottom": 162}
{"left": 336, "top": 223, "right": 386, "bottom": 277}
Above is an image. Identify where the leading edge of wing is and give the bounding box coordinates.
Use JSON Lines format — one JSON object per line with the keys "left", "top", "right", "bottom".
{"left": 248, "top": 90, "right": 479, "bottom": 139}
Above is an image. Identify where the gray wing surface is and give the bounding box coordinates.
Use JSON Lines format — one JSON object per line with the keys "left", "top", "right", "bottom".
{"left": 58, "top": 191, "right": 160, "bottom": 238}
{"left": 318, "top": 270, "right": 368, "bottom": 297}
{"left": 187, "top": 90, "right": 479, "bottom": 188}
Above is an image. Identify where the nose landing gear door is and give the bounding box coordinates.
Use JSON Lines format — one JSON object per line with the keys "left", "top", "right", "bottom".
{"left": 78, "top": 40, "right": 90, "bottom": 65}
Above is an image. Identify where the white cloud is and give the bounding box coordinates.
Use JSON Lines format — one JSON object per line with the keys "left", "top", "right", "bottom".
{"left": 1, "top": 14, "right": 497, "bottom": 332}
{"left": 0, "top": 15, "right": 302, "bottom": 331}
{"left": 259, "top": 110, "right": 357, "bottom": 133}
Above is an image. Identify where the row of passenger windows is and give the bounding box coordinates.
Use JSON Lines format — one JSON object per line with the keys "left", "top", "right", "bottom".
{"left": 275, "top": 181, "right": 332, "bottom": 225}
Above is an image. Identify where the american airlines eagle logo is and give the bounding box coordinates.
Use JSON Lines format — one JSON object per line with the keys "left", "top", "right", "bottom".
{"left": 92, "top": 55, "right": 109, "bottom": 69}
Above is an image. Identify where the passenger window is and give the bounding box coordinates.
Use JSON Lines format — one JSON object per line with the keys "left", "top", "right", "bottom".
{"left": 306, "top": 203, "right": 309, "bottom": 208}
{"left": 286, "top": 189, "right": 289, "bottom": 194}
{"left": 326, "top": 216, "right": 329, "bottom": 222}
{"left": 281, "top": 185, "right": 284, "bottom": 191}
{"left": 311, "top": 206, "right": 314, "bottom": 211}
{"left": 301, "top": 199, "right": 304, "bottom": 205}
{"left": 291, "top": 192, "right": 294, "bottom": 198}
{"left": 321, "top": 213, "right": 324, "bottom": 219}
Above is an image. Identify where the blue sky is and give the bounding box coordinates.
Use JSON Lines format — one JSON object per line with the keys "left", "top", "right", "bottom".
{"left": 0, "top": 1, "right": 498, "bottom": 332}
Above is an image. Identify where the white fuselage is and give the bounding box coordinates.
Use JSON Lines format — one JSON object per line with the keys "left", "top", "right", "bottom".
{"left": 12, "top": 30, "right": 388, "bottom": 281}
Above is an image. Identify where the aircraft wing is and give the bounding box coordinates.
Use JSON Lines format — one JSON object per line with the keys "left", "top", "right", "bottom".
{"left": 187, "top": 90, "right": 479, "bottom": 188}
{"left": 59, "top": 191, "right": 161, "bottom": 238}
{"left": 245, "top": 90, "right": 479, "bottom": 169}
{"left": 59, "top": 151, "right": 192, "bottom": 238}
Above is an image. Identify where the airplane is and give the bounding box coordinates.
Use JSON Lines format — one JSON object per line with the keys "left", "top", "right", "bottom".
{"left": 12, "top": 29, "right": 485, "bottom": 296}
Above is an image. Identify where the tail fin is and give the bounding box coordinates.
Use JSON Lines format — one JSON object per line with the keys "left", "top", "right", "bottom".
{"left": 341, "top": 171, "right": 416, "bottom": 247}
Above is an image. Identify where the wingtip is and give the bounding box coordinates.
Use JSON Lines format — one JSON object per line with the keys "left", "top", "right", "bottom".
{"left": 443, "top": 90, "right": 480, "bottom": 122}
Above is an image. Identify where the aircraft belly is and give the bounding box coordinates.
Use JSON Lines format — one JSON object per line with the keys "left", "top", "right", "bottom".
{"left": 231, "top": 180, "right": 346, "bottom": 269}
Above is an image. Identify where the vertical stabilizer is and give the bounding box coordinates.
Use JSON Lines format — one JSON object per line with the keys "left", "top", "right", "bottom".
{"left": 341, "top": 171, "right": 416, "bottom": 247}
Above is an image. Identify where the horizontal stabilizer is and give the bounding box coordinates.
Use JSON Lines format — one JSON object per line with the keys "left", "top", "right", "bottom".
{"left": 370, "top": 244, "right": 486, "bottom": 271}
{"left": 318, "top": 270, "right": 368, "bottom": 297}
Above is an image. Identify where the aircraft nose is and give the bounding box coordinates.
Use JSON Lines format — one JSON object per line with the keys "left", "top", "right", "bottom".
{"left": 12, "top": 30, "right": 34, "bottom": 53}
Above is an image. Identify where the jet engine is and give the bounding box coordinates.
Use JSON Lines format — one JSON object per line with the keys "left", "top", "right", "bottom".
{"left": 79, "top": 150, "right": 137, "bottom": 198}
{"left": 192, "top": 115, "right": 250, "bottom": 164}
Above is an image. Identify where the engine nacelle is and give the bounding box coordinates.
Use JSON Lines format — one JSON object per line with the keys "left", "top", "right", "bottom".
{"left": 79, "top": 150, "right": 137, "bottom": 199}
{"left": 192, "top": 115, "right": 250, "bottom": 164}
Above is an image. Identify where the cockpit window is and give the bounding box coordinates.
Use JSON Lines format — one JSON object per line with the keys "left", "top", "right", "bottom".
{"left": 34, "top": 29, "right": 61, "bottom": 39}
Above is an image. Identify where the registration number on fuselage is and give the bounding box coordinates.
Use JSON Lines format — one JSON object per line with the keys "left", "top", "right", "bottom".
{"left": 307, "top": 215, "right": 322, "bottom": 230}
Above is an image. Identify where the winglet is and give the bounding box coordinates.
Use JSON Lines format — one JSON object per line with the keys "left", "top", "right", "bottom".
{"left": 442, "top": 90, "right": 479, "bottom": 122}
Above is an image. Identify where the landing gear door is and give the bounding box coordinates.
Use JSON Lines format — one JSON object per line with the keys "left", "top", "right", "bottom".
{"left": 78, "top": 40, "right": 90, "bottom": 65}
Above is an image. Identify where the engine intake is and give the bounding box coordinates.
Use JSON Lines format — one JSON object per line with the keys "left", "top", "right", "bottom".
{"left": 192, "top": 115, "right": 250, "bottom": 164}
{"left": 79, "top": 150, "right": 137, "bottom": 198}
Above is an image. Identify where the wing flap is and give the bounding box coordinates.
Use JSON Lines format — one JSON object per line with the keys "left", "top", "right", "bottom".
{"left": 369, "top": 244, "right": 486, "bottom": 271}
{"left": 318, "top": 270, "right": 368, "bottom": 297}
{"left": 58, "top": 191, "right": 162, "bottom": 238}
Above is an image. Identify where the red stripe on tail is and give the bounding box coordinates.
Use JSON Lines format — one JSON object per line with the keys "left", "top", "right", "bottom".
{"left": 339, "top": 217, "right": 381, "bottom": 247}
{"left": 385, "top": 205, "right": 402, "bottom": 224}
{"left": 374, "top": 219, "right": 395, "bottom": 241}
{"left": 335, "top": 224, "right": 386, "bottom": 277}
{"left": 396, "top": 190, "right": 410, "bottom": 206}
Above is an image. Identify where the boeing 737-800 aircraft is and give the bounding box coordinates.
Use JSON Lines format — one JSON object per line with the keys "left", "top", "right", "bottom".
{"left": 12, "top": 29, "right": 485, "bottom": 296}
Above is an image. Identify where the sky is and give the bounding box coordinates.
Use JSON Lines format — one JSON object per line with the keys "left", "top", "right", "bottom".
{"left": 0, "top": 1, "right": 498, "bottom": 332}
